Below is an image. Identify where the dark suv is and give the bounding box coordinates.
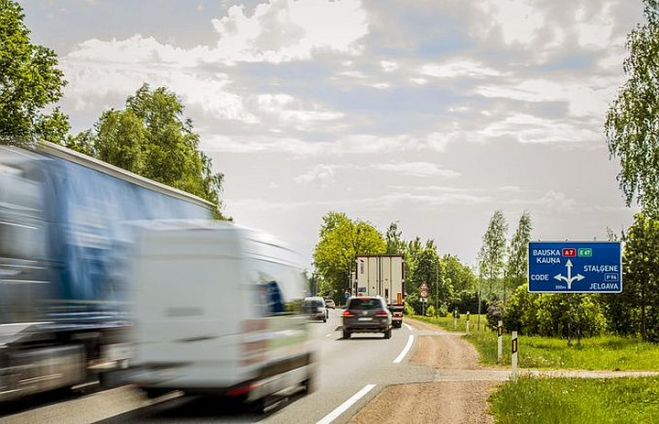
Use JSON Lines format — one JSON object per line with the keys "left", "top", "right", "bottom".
{"left": 342, "top": 297, "right": 392, "bottom": 339}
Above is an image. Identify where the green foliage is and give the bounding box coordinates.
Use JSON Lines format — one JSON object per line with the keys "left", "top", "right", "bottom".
{"left": 385, "top": 221, "right": 405, "bottom": 255}
{"left": 404, "top": 238, "right": 454, "bottom": 309}
{"left": 478, "top": 210, "right": 508, "bottom": 301}
{"left": 449, "top": 289, "right": 487, "bottom": 315}
{"left": 605, "top": 1, "right": 659, "bottom": 216}
{"left": 441, "top": 254, "right": 477, "bottom": 293}
{"left": 0, "top": 0, "right": 69, "bottom": 145}
{"left": 490, "top": 377, "right": 659, "bottom": 424}
{"left": 404, "top": 302, "right": 415, "bottom": 316}
{"left": 426, "top": 305, "right": 436, "bottom": 317}
{"left": 313, "top": 212, "right": 386, "bottom": 296}
{"left": 503, "top": 285, "right": 607, "bottom": 341}
{"left": 65, "top": 84, "right": 227, "bottom": 218}
{"left": 504, "top": 212, "right": 532, "bottom": 300}
{"left": 611, "top": 213, "right": 659, "bottom": 342}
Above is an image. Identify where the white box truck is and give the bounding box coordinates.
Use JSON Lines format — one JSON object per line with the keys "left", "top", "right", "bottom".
{"left": 355, "top": 255, "right": 405, "bottom": 328}
{"left": 127, "top": 221, "right": 315, "bottom": 407}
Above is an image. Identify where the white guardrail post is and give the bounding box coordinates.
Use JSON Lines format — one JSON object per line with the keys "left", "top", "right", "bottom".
{"left": 497, "top": 320, "right": 503, "bottom": 364}
{"left": 511, "top": 330, "right": 518, "bottom": 380}
{"left": 465, "top": 311, "right": 470, "bottom": 335}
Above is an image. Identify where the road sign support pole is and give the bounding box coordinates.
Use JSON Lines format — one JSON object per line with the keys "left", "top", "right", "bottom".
{"left": 511, "top": 331, "right": 518, "bottom": 380}
{"left": 497, "top": 320, "right": 503, "bottom": 364}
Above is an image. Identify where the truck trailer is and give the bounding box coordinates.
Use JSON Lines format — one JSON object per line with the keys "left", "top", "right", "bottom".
{"left": 0, "top": 142, "right": 214, "bottom": 401}
{"left": 355, "top": 255, "right": 405, "bottom": 328}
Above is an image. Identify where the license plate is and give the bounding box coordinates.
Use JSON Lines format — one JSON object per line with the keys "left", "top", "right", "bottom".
{"left": 358, "top": 317, "right": 372, "bottom": 321}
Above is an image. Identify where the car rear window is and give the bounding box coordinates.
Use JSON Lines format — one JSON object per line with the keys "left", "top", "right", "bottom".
{"left": 305, "top": 300, "right": 324, "bottom": 308}
{"left": 348, "top": 298, "right": 383, "bottom": 310}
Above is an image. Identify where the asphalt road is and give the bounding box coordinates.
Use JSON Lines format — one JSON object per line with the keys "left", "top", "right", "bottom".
{"left": 0, "top": 310, "right": 428, "bottom": 424}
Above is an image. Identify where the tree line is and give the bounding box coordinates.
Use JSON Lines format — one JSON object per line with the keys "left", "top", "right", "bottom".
{"left": 0, "top": 0, "right": 227, "bottom": 218}
{"left": 312, "top": 212, "right": 480, "bottom": 316}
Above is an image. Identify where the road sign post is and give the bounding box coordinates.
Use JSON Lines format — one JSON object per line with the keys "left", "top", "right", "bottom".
{"left": 511, "top": 331, "right": 518, "bottom": 380}
{"left": 497, "top": 320, "right": 503, "bottom": 364}
{"left": 528, "top": 242, "right": 622, "bottom": 293}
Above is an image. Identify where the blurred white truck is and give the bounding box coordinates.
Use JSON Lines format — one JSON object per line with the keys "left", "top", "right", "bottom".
{"left": 355, "top": 255, "right": 405, "bottom": 328}
{"left": 127, "top": 221, "right": 314, "bottom": 408}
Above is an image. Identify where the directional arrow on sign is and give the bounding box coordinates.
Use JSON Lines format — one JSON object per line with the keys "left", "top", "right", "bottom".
{"left": 553, "top": 259, "right": 585, "bottom": 290}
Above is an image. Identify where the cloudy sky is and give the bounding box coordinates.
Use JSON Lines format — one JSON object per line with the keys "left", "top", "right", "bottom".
{"left": 22, "top": 0, "right": 644, "bottom": 267}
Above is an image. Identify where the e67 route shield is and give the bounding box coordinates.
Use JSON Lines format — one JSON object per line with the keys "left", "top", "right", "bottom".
{"left": 528, "top": 241, "right": 622, "bottom": 293}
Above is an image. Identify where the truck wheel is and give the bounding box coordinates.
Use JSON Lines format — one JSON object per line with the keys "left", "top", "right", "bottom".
{"left": 343, "top": 330, "right": 350, "bottom": 339}
{"left": 142, "top": 387, "right": 168, "bottom": 399}
{"left": 384, "top": 329, "right": 392, "bottom": 339}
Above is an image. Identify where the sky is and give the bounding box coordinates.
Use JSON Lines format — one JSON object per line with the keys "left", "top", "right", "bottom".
{"left": 21, "top": 0, "right": 645, "bottom": 268}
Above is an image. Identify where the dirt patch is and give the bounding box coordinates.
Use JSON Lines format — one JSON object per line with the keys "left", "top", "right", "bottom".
{"left": 350, "top": 381, "right": 498, "bottom": 424}
{"left": 408, "top": 320, "right": 481, "bottom": 370}
{"left": 351, "top": 319, "right": 500, "bottom": 424}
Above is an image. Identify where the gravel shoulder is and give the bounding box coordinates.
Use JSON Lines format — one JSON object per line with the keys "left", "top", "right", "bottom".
{"left": 350, "top": 319, "right": 500, "bottom": 424}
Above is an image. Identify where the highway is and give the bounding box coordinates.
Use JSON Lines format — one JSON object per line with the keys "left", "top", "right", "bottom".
{"left": 0, "top": 310, "right": 428, "bottom": 424}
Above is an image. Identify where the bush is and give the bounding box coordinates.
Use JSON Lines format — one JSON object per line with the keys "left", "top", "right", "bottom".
{"left": 486, "top": 300, "right": 504, "bottom": 329}
{"left": 503, "top": 284, "right": 607, "bottom": 341}
{"left": 449, "top": 290, "right": 488, "bottom": 314}
{"left": 426, "top": 305, "right": 436, "bottom": 317}
{"left": 404, "top": 302, "right": 415, "bottom": 316}
{"left": 436, "top": 304, "right": 449, "bottom": 317}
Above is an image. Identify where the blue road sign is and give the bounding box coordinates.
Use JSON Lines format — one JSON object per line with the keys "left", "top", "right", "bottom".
{"left": 528, "top": 241, "right": 622, "bottom": 293}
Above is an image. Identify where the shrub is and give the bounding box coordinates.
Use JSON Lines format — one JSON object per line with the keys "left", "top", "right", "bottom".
{"left": 426, "top": 305, "right": 436, "bottom": 317}
{"left": 437, "top": 304, "right": 449, "bottom": 317}
{"left": 487, "top": 300, "right": 504, "bottom": 329}
{"left": 404, "top": 302, "right": 415, "bottom": 316}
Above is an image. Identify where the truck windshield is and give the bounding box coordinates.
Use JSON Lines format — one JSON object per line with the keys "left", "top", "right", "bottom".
{"left": 348, "top": 298, "right": 382, "bottom": 310}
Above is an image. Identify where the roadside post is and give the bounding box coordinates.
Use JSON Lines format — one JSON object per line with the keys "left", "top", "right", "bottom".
{"left": 497, "top": 320, "right": 503, "bottom": 364}
{"left": 453, "top": 308, "right": 458, "bottom": 329}
{"left": 511, "top": 331, "right": 518, "bottom": 380}
{"left": 465, "top": 311, "right": 470, "bottom": 335}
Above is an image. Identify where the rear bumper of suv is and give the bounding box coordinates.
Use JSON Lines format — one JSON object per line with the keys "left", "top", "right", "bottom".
{"left": 343, "top": 318, "right": 391, "bottom": 332}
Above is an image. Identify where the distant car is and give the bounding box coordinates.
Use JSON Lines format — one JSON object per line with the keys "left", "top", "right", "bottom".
{"left": 304, "top": 297, "right": 328, "bottom": 322}
{"left": 342, "top": 296, "right": 392, "bottom": 339}
{"left": 324, "top": 298, "right": 336, "bottom": 309}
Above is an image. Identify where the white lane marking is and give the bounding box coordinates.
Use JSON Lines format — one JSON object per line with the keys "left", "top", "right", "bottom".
{"left": 403, "top": 323, "right": 413, "bottom": 331}
{"left": 393, "top": 334, "right": 415, "bottom": 364}
{"left": 316, "top": 384, "right": 377, "bottom": 424}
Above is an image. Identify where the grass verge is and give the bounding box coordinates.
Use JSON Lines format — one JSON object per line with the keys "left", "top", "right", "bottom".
{"left": 410, "top": 315, "right": 659, "bottom": 371}
{"left": 489, "top": 377, "right": 659, "bottom": 424}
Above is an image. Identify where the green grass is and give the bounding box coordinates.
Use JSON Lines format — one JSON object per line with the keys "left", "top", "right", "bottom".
{"left": 489, "top": 377, "right": 659, "bottom": 424}
{"left": 412, "top": 314, "right": 487, "bottom": 333}
{"left": 410, "top": 315, "right": 659, "bottom": 371}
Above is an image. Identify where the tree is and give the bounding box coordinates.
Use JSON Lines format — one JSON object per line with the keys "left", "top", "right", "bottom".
{"left": 66, "top": 84, "right": 227, "bottom": 219}
{"left": 621, "top": 213, "right": 659, "bottom": 341}
{"left": 504, "top": 212, "right": 532, "bottom": 302}
{"left": 478, "top": 210, "right": 508, "bottom": 301}
{"left": 313, "top": 212, "right": 386, "bottom": 296}
{"left": 441, "top": 254, "right": 477, "bottom": 293}
{"left": 605, "top": 0, "right": 659, "bottom": 216}
{"left": 385, "top": 221, "right": 405, "bottom": 255}
{"left": 0, "top": 0, "right": 69, "bottom": 145}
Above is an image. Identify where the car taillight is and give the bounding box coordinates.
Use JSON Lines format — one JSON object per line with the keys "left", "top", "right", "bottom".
{"left": 343, "top": 311, "right": 354, "bottom": 318}
{"left": 375, "top": 311, "right": 389, "bottom": 317}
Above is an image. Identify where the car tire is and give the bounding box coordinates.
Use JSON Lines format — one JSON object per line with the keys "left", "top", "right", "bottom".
{"left": 343, "top": 330, "right": 350, "bottom": 339}
{"left": 384, "top": 329, "right": 392, "bottom": 339}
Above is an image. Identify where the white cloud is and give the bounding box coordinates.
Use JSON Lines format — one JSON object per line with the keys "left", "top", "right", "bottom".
{"left": 479, "top": 113, "right": 599, "bottom": 144}
{"left": 574, "top": 3, "right": 614, "bottom": 49}
{"left": 380, "top": 60, "right": 399, "bottom": 72}
{"left": 209, "top": 0, "right": 369, "bottom": 64}
{"left": 294, "top": 164, "right": 340, "bottom": 185}
{"left": 486, "top": 0, "right": 545, "bottom": 46}
{"left": 475, "top": 77, "right": 619, "bottom": 118}
{"left": 370, "top": 82, "right": 391, "bottom": 90}
{"left": 374, "top": 161, "right": 459, "bottom": 178}
{"left": 409, "top": 77, "right": 427, "bottom": 85}
{"left": 420, "top": 59, "right": 504, "bottom": 79}
{"left": 257, "top": 93, "right": 343, "bottom": 124}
